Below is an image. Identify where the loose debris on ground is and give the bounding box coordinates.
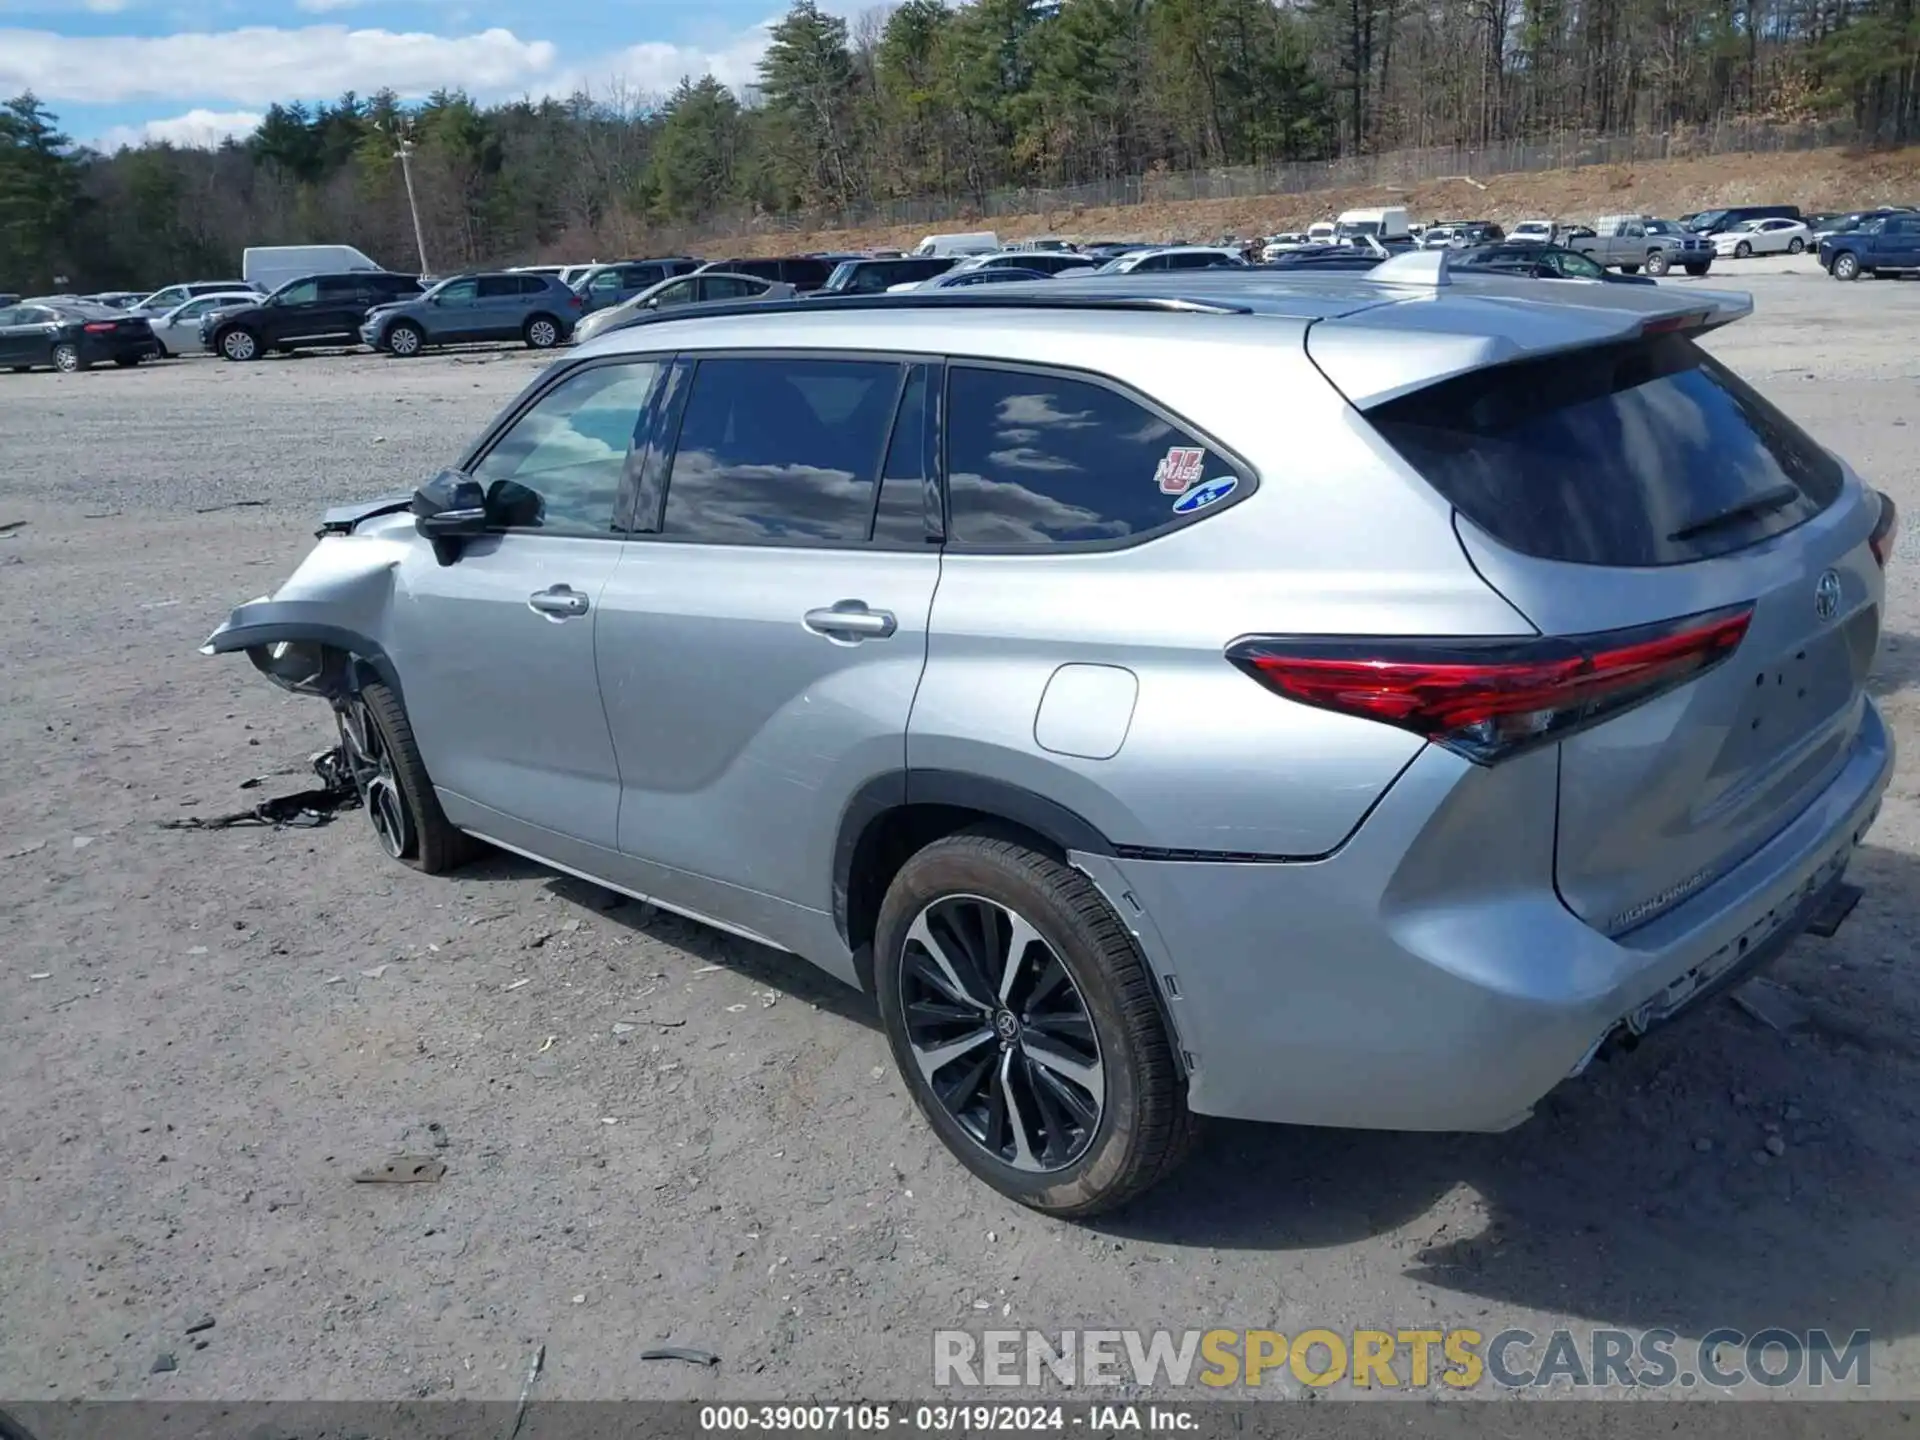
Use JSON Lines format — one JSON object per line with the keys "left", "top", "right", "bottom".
{"left": 158, "top": 747, "right": 357, "bottom": 831}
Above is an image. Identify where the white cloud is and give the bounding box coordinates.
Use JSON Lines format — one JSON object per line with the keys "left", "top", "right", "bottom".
{"left": 0, "top": 24, "right": 558, "bottom": 105}
{"left": 543, "top": 25, "right": 777, "bottom": 103}
{"left": 294, "top": 0, "right": 373, "bottom": 10}
{"left": 96, "top": 106, "right": 263, "bottom": 151}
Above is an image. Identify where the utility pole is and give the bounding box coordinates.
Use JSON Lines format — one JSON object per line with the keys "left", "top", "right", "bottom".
{"left": 382, "top": 121, "right": 431, "bottom": 277}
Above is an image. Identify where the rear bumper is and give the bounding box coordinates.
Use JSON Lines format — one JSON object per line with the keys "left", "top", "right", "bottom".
{"left": 79, "top": 334, "right": 161, "bottom": 363}
{"left": 1083, "top": 698, "right": 1892, "bottom": 1131}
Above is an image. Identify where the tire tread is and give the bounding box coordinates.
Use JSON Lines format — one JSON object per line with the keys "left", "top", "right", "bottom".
{"left": 359, "top": 682, "right": 484, "bottom": 873}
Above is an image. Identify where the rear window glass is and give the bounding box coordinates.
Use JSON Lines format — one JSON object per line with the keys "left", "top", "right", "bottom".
{"left": 1365, "top": 334, "right": 1844, "bottom": 566}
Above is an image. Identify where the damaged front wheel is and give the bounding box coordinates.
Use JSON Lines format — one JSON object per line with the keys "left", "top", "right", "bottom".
{"left": 337, "top": 681, "right": 483, "bottom": 873}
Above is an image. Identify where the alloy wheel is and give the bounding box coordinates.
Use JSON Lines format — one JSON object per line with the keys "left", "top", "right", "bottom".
{"left": 527, "top": 318, "right": 558, "bottom": 348}
{"left": 389, "top": 325, "right": 422, "bottom": 357}
{"left": 898, "top": 894, "right": 1104, "bottom": 1173}
{"left": 339, "top": 698, "right": 412, "bottom": 860}
{"left": 222, "top": 329, "right": 256, "bottom": 361}
{"left": 52, "top": 344, "right": 79, "bottom": 372}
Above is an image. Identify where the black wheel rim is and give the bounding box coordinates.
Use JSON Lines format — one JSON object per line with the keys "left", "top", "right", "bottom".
{"left": 899, "top": 894, "right": 1104, "bottom": 1173}
{"left": 340, "top": 700, "right": 412, "bottom": 859}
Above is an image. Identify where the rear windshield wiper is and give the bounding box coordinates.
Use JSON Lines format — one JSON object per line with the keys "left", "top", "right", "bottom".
{"left": 1667, "top": 483, "right": 1802, "bottom": 544}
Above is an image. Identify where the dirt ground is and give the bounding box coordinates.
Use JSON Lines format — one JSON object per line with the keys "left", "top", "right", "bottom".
{"left": 3, "top": 256, "right": 1919, "bottom": 1406}
{"left": 716, "top": 144, "right": 1920, "bottom": 257}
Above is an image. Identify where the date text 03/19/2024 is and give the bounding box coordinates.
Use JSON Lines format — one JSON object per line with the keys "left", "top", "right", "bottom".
{"left": 698, "top": 1405, "right": 1195, "bottom": 1432}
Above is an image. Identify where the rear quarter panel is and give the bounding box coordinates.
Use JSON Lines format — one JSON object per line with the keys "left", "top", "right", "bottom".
{"left": 912, "top": 320, "right": 1533, "bottom": 857}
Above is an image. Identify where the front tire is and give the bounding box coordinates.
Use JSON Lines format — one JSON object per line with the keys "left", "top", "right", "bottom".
{"left": 1833, "top": 252, "right": 1861, "bottom": 281}
{"left": 524, "top": 314, "right": 562, "bottom": 349}
{"left": 52, "top": 343, "right": 85, "bottom": 372}
{"left": 1733, "top": 240, "right": 1752, "bottom": 259}
{"left": 386, "top": 320, "right": 424, "bottom": 358}
{"left": 874, "top": 830, "right": 1192, "bottom": 1217}
{"left": 339, "top": 682, "right": 483, "bottom": 874}
{"left": 218, "top": 327, "right": 260, "bottom": 361}
{"left": 1645, "top": 250, "right": 1671, "bottom": 276}
{"left": 1683, "top": 262, "right": 1711, "bottom": 276}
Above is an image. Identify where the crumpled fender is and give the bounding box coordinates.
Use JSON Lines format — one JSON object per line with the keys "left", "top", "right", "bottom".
{"left": 201, "top": 516, "right": 413, "bottom": 699}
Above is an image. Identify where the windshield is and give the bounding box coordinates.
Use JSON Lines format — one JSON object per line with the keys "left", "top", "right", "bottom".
{"left": 1335, "top": 220, "right": 1380, "bottom": 238}
{"left": 1688, "top": 210, "right": 1728, "bottom": 232}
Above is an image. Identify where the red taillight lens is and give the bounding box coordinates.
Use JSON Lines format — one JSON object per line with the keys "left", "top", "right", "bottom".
{"left": 1228, "top": 605, "right": 1754, "bottom": 765}
{"left": 1869, "top": 490, "right": 1898, "bottom": 568}
{"left": 83, "top": 321, "right": 117, "bottom": 333}
{"left": 568, "top": 294, "right": 583, "bottom": 308}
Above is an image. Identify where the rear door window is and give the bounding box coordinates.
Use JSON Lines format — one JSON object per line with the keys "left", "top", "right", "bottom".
{"left": 1365, "top": 333, "right": 1844, "bottom": 566}
{"left": 659, "top": 356, "right": 903, "bottom": 545}
{"left": 944, "top": 364, "right": 1249, "bottom": 547}
{"left": 478, "top": 276, "right": 522, "bottom": 298}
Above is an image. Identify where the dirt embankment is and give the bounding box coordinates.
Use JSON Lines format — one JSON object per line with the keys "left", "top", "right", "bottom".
{"left": 716, "top": 144, "right": 1920, "bottom": 255}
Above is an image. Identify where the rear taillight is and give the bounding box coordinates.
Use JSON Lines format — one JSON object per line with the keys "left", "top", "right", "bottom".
{"left": 1869, "top": 490, "right": 1898, "bottom": 568}
{"left": 568, "top": 294, "right": 583, "bottom": 308}
{"left": 1227, "top": 605, "right": 1754, "bottom": 765}
{"left": 83, "top": 321, "right": 117, "bottom": 333}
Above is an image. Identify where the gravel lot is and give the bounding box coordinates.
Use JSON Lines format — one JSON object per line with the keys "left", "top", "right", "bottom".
{"left": 4, "top": 260, "right": 1919, "bottom": 1405}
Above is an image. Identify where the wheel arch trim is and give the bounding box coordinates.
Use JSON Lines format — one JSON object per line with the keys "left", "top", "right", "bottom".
{"left": 201, "top": 613, "right": 403, "bottom": 705}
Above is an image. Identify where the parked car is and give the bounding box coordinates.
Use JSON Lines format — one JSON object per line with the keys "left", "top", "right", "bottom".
{"left": 206, "top": 271, "right": 423, "bottom": 361}
{"left": 1507, "top": 219, "right": 1558, "bottom": 244}
{"left": 1451, "top": 242, "right": 1657, "bottom": 284}
{"left": 1258, "top": 234, "right": 1314, "bottom": 260}
{"left": 1089, "top": 246, "right": 1247, "bottom": 274}
{"left": 203, "top": 271, "right": 1897, "bottom": 1218}
{"left": 1819, "top": 211, "right": 1920, "bottom": 280}
{"left": 1681, "top": 204, "right": 1802, "bottom": 235}
{"left": 82, "top": 291, "right": 145, "bottom": 309}
{"left": 816, "top": 257, "right": 959, "bottom": 295}
{"left": 691, "top": 256, "right": 838, "bottom": 292}
{"left": 1418, "top": 224, "right": 1461, "bottom": 249}
{"left": 572, "top": 273, "right": 790, "bottom": 345}
{"left": 1335, "top": 207, "right": 1415, "bottom": 242}
{"left": 1710, "top": 217, "right": 1811, "bottom": 257}
{"left": 572, "top": 259, "right": 702, "bottom": 315}
{"left": 361, "top": 272, "right": 583, "bottom": 357}
{"left": 127, "top": 280, "right": 256, "bottom": 317}
{"left": 1568, "top": 216, "right": 1714, "bottom": 276}
{"left": 1812, "top": 207, "right": 1910, "bottom": 244}
{"left": 0, "top": 300, "right": 161, "bottom": 372}
{"left": 950, "top": 252, "right": 1103, "bottom": 278}
{"left": 889, "top": 266, "right": 1054, "bottom": 291}
{"left": 148, "top": 290, "right": 260, "bottom": 356}
{"left": 912, "top": 230, "right": 1001, "bottom": 257}
{"left": 1078, "top": 242, "right": 1150, "bottom": 261}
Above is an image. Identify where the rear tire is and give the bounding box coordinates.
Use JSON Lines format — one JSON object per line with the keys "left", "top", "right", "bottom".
{"left": 523, "top": 314, "right": 562, "bottom": 349}
{"left": 386, "top": 320, "right": 424, "bottom": 358}
{"left": 1618, "top": 263, "right": 1640, "bottom": 275}
{"left": 874, "top": 829, "right": 1193, "bottom": 1218}
{"left": 113, "top": 354, "right": 142, "bottom": 368}
{"left": 1683, "top": 262, "right": 1710, "bottom": 276}
{"left": 340, "top": 682, "right": 483, "bottom": 875}
{"left": 1788, "top": 237, "right": 1805, "bottom": 254}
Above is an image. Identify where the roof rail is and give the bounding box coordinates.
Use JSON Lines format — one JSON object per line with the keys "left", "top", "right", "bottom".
{"left": 597, "top": 289, "right": 1254, "bottom": 338}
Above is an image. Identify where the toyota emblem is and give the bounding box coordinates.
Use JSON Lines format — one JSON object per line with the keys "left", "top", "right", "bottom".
{"left": 1814, "top": 569, "right": 1842, "bottom": 622}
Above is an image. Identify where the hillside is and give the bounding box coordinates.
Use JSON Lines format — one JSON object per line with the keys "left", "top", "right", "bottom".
{"left": 717, "top": 145, "right": 1920, "bottom": 255}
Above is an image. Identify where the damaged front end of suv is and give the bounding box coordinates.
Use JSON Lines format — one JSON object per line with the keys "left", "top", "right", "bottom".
{"left": 200, "top": 493, "right": 422, "bottom": 857}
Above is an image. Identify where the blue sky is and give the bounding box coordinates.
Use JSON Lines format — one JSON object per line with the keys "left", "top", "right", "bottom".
{"left": 0, "top": 0, "right": 863, "bottom": 150}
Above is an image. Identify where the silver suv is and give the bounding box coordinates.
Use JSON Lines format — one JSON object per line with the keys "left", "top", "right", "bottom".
{"left": 206, "top": 267, "right": 1897, "bottom": 1216}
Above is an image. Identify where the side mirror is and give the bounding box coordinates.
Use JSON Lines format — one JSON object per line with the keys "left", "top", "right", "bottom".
{"left": 413, "top": 470, "right": 487, "bottom": 564}
{"left": 644, "top": 297, "right": 660, "bottom": 309}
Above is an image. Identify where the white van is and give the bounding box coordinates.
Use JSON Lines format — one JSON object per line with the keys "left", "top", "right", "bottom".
{"left": 1333, "top": 207, "right": 1412, "bottom": 243}
{"left": 912, "top": 231, "right": 1000, "bottom": 258}
{"left": 1306, "top": 221, "right": 1337, "bottom": 245}
{"left": 243, "top": 244, "right": 386, "bottom": 293}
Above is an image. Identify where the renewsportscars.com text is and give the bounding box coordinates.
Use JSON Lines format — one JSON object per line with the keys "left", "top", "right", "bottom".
{"left": 932, "top": 1327, "right": 1873, "bottom": 1391}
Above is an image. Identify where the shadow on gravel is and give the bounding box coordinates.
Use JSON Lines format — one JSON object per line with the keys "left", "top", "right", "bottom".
{"left": 1868, "top": 631, "right": 1920, "bottom": 698}
{"left": 1098, "top": 840, "right": 1920, "bottom": 1341}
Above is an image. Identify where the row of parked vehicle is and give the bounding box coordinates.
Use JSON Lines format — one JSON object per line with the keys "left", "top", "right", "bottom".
{"left": 9, "top": 199, "right": 1915, "bottom": 377}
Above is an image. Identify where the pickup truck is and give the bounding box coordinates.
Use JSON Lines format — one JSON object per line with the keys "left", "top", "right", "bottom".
{"left": 1567, "top": 216, "right": 1714, "bottom": 276}
{"left": 1819, "top": 211, "right": 1920, "bottom": 280}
